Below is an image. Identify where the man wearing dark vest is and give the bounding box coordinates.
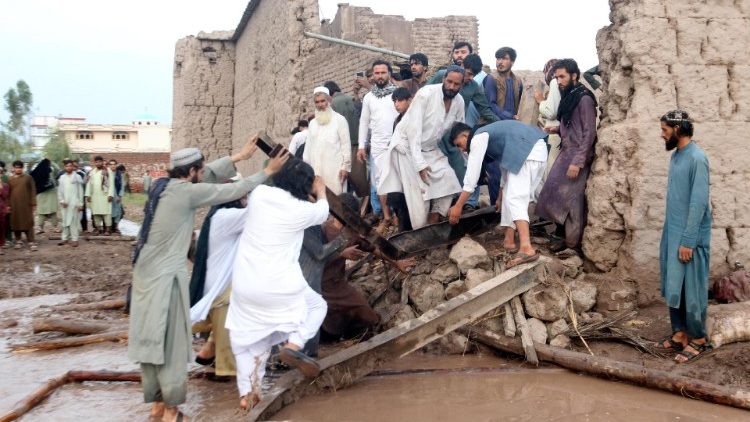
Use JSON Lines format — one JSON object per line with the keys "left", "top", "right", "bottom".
{"left": 447, "top": 120, "right": 548, "bottom": 268}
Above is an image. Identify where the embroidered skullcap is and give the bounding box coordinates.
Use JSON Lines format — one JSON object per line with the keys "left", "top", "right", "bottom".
{"left": 313, "top": 86, "right": 330, "bottom": 96}
{"left": 170, "top": 147, "right": 203, "bottom": 168}
{"left": 445, "top": 65, "right": 466, "bottom": 76}
{"left": 662, "top": 109, "right": 691, "bottom": 123}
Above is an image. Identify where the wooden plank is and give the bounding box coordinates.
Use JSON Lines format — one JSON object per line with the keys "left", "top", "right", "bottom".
{"left": 251, "top": 258, "right": 548, "bottom": 420}
{"left": 503, "top": 302, "right": 516, "bottom": 337}
{"left": 511, "top": 296, "right": 539, "bottom": 365}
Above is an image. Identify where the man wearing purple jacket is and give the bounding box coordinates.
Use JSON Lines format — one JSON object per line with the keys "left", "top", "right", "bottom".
{"left": 536, "top": 59, "right": 597, "bottom": 252}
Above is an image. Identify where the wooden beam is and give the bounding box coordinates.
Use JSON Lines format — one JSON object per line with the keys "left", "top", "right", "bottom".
{"left": 251, "top": 258, "right": 547, "bottom": 420}
{"left": 462, "top": 327, "right": 750, "bottom": 411}
{"left": 511, "top": 296, "right": 538, "bottom": 365}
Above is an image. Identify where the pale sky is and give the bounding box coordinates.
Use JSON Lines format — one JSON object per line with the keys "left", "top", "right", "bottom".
{"left": 0, "top": 0, "right": 610, "bottom": 126}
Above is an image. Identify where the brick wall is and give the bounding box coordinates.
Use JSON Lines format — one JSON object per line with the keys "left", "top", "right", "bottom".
{"left": 85, "top": 152, "right": 170, "bottom": 193}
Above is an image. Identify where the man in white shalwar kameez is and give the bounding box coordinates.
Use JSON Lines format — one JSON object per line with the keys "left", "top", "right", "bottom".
{"left": 357, "top": 60, "right": 399, "bottom": 230}
{"left": 57, "top": 160, "right": 84, "bottom": 246}
{"left": 226, "top": 161, "right": 329, "bottom": 410}
{"left": 378, "top": 66, "right": 465, "bottom": 228}
{"left": 303, "top": 87, "right": 351, "bottom": 194}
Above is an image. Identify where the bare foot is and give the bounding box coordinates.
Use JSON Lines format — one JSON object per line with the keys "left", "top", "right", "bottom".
{"left": 150, "top": 402, "right": 165, "bottom": 418}
{"left": 239, "top": 393, "right": 260, "bottom": 411}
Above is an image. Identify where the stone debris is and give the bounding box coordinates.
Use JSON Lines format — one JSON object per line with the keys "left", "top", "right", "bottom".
{"left": 430, "top": 263, "right": 460, "bottom": 285}
{"left": 527, "top": 318, "right": 548, "bottom": 344}
{"left": 522, "top": 284, "right": 569, "bottom": 322}
{"left": 569, "top": 278, "right": 597, "bottom": 313}
{"left": 449, "top": 236, "right": 493, "bottom": 273}
{"left": 547, "top": 319, "right": 569, "bottom": 339}
{"left": 405, "top": 275, "right": 444, "bottom": 314}
{"left": 444, "top": 280, "right": 466, "bottom": 300}
{"left": 596, "top": 280, "right": 638, "bottom": 315}
{"left": 464, "top": 268, "right": 495, "bottom": 291}
{"left": 550, "top": 334, "right": 572, "bottom": 349}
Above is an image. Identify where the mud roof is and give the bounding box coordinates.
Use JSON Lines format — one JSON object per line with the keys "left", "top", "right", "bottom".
{"left": 232, "top": 0, "right": 261, "bottom": 42}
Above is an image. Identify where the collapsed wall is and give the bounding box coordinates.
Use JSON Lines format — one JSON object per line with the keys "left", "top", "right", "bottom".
{"left": 584, "top": 0, "right": 750, "bottom": 286}
{"left": 172, "top": 1, "right": 477, "bottom": 175}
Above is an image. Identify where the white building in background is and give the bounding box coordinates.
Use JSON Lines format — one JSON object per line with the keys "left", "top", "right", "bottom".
{"left": 60, "top": 113, "right": 171, "bottom": 154}
{"left": 30, "top": 115, "right": 86, "bottom": 150}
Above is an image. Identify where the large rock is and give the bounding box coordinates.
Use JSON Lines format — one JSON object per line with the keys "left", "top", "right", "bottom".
{"left": 444, "top": 280, "right": 466, "bottom": 300}
{"left": 464, "top": 268, "right": 495, "bottom": 291}
{"left": 522, "top": 284, "right": 569, "bottom": 322}
{"left": 547, "top": 319, "right": 569, "bottom": 339}
{"left": 561, "top": 256, "right": 584, "bottom": 278}
{"left": 406, "top": 275, "right": 445, "bottom": 314}
{"left": 449, "top": 237, "right": 492, "bottom": 273}
{"left": 430, "top": 263, "right": 460, "bottom": 284}
{"left": 550, "top": 334, "right": 572, "bottom": 349}
{"left": 569, "top": 278, "right": 597, "bottom": 313}
{"left": 527, "top": 318, "right": 548, "bottom": 344}
{"left": 380, "top": 303, "right": 417, "bottom": 330}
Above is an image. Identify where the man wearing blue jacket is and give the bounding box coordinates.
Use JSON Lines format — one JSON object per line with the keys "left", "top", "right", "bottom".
{"left": 448, "top": 120, "right": 548, "bottom": 267}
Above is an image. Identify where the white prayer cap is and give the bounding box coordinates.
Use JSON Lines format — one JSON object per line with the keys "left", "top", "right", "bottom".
{"left": 313, "top": 86, "right": 330, "bottom": 96}
{"left": 170, "top": 147, "right": 203, "bottom": 167}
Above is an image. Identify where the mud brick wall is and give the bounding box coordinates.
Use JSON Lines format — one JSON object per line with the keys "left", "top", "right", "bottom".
{"left": 583, "top": 0, "right": 750, "bottom": 287}
{"left": 172, "top": 1, "right": 477, "bottom": 175}
{"left": 171, "top": 32, "right": 236, "bottom": 163}
{"left": 302, "top": 5, "right": 478, "bottom": 110}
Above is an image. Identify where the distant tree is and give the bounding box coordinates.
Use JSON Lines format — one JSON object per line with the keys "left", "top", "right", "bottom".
{"left": 43, "top": 129, "right": 72, "bottom": 166}
{"left": 0, "top": 80, "right": 34, "bottom": 162}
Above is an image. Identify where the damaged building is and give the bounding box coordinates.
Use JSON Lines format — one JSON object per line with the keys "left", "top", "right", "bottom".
{"left": 172, "top": 0, "right": 750, "bottom": 288}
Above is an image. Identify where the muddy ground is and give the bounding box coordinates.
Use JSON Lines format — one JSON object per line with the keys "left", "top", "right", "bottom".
{"left": 0, "top": 201, "right": 748, "bottom": 419}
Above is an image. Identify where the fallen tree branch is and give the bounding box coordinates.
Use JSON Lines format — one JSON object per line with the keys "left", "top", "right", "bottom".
{"left": 10, "top": 330, "right": 128, "bottom": 352}
{"left": 51, "top": 299, "right": 126, "bottom": 312}
{"left": 460, "top": 326, "right": 750, "bottom": 411}
{"left": 32, "top": 319, "right": 123, "bottom": 335}
{"left": 0, "top": 370, "right": 203, "bottom": 422}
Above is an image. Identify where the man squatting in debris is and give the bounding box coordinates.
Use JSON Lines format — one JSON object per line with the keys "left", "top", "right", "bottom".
{"left": 128, "top": 139, "right": 289, "bottom": 422}
{"left": 653, "top": 110, "right": 713, "bottom": 363}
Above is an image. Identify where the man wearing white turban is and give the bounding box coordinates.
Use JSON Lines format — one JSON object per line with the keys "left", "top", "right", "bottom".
{"left": 303, "top": 86, "right": 352, "bottom": 194}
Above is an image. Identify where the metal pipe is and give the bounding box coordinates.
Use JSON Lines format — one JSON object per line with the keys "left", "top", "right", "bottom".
{"left": 303, "top": 31, "right": 410, "bottom": 59}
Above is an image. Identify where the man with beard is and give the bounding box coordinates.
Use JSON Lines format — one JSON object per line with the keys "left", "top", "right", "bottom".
{"left": 8, "top": 161, "right": 37, "bottom": 250}
{"left": 357, "top": 60, "right": 399, "bottom": 232}
{"left": 325, "top": 81, "right": 368, "bottom": 197}
{"left": 85, "top": 155, "right": 114, "bottom": 235}
{"left": 653, "top": 110, "right": 712, "bottom": 363}
{"left": 128, "top": 139, "right": 289, "bottom": 422}
{"left": 536, "top": 59, "right": 597, "bottom": 252}
{"left": 303, "top": 87, "right": 352, "bottom": 195}
{"left": 401, "top": 53, "right": 429, "bottom": 97}
{"left": 428, "top": 41, "right": 473, "bottom": 84}
{"left": 378, "top": 65, "right": 465, "bottom": 228}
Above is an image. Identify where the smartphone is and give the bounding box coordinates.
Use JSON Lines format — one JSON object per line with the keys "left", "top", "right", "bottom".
{"left": 356, "top": 71, "right": 364, "bottom": 77}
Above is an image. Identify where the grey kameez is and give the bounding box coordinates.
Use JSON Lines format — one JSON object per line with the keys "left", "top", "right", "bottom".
{"left": 127, "top": 157, "right": 267, "bottom": 405}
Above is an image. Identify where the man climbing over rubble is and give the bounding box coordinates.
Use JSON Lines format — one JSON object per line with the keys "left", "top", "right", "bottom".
{"left": 447, "top": 120, "right": 548, "bottom": 267}
{"left": 128, "top": 139, "right": 288, "bottom": 422}
{"left": 654, "top": 110, "right": 712, "bottom": 363}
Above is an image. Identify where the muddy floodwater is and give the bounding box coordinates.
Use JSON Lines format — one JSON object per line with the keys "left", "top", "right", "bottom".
{"left": 3, "top": 348, "right": 748, "bottom": 421}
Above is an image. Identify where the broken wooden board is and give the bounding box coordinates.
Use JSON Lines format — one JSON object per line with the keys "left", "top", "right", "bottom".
{"left": 251, "top": 257, "right": 548, "bottom": 420}
{"left": 386, "top": 206, "right": 500, "bottom": 258}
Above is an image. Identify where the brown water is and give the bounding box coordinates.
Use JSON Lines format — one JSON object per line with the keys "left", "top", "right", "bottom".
{"left": 1, "top": 295, "right": 747, "bottom": 421}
